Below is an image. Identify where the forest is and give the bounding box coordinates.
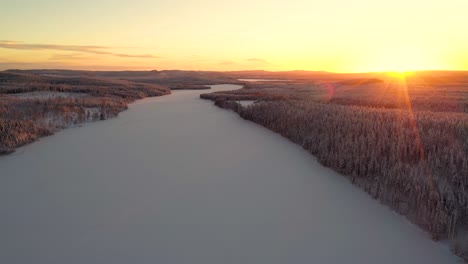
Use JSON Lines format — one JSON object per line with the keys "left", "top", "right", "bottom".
{"left": 0, "top": 69, "right": 314, "bottom": 154}
{"left": 201, "top": 71, "right": 468, "bottom": 261}
{"left": 0, "top": 69, "right": 244, "bottom": 154}
{"left": 0, "top": 71, "right": 170, "bottom": 154}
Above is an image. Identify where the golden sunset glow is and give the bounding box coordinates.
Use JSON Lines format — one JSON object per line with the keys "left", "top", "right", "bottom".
{"left": 1, "top": 0, "right": 467, "bottom": 72}
{"left": 387, "top": 71, "right": 414, "bottom": 79}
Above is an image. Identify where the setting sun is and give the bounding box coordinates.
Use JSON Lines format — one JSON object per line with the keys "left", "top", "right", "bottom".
{"left": 356, "top": 45, "right": 445, "bottom": 73}
{"left": 387, "top": 71, "right": 414, "bottom": 79}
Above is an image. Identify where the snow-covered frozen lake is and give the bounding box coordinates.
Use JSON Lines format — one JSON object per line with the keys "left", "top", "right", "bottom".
{"left": 0, "top": 84, "right": 461, "bottom": 263}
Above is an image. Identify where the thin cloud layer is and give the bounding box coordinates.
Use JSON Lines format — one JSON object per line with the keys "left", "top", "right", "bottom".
{"left": 219, "top": 61, "right": 237, "bottom": 65}
{"left": 49, "top": 53, "right": 94, "bottom": 61}
{"left": 246, "top": 58, "right": 270, "bottom": 64}
{"left": 0, "top": 41, "right": 159, "bottom": 59}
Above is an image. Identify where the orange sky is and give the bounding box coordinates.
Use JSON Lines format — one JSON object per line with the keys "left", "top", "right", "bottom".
{"left": 1, "top": 0, "right": 467, "bottom": 72}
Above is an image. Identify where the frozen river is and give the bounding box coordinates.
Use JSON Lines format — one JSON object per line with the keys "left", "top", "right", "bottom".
{"left": 0, "top": 84, "right": 461, "bottom": 263}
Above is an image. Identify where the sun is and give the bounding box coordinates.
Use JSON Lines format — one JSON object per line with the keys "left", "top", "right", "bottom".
{"left": 383, "top": 59, "right": 420, "bottom": 74}
{"left": 387, "top": 71, "right": 414, "bottom": 78}
{"left": 365, "top": 47, "right": 433, "bottom": 74}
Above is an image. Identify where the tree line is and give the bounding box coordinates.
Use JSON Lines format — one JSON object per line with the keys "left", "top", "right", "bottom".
{"left": 236, "top": 100, "right": 468, "bottom": 259}
{"left": 0, "top": 71, "right": 171, "bottom": 154}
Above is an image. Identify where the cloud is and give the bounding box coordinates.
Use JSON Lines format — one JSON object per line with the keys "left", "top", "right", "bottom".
{"left": 246, "top": 58, "right": 270, "bottom": 64}
{"left": 113, "top": 53, "right": 158, "bottom": 58}
{"left": 0, "top": 61, "right": 68, "bottom": 70}
{"left": 0, "top": 61, "right": 156, "bottom": 71}
{"left": 49, "top": 53, "right": 94, "bottom": 61}
{"left": 0, "top": 41, "right": 160, "bottom": 59}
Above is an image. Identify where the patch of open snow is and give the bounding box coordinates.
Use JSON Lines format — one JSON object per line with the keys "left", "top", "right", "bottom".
{"left": 237, "top": 100, "right": 257, "bottom": 107}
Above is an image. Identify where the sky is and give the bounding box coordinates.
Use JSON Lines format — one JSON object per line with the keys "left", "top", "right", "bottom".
{"left": 1, "top": 0, "right": 467, "bottom": 72}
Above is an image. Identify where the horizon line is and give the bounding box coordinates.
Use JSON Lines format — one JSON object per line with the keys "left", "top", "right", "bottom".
{"left": 2, "top": 68, "right": 467, "bottom": 74}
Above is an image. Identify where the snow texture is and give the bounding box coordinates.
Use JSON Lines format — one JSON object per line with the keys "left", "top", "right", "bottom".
{"left": 0, "top": 85, "right": 461, "bottom": 264}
